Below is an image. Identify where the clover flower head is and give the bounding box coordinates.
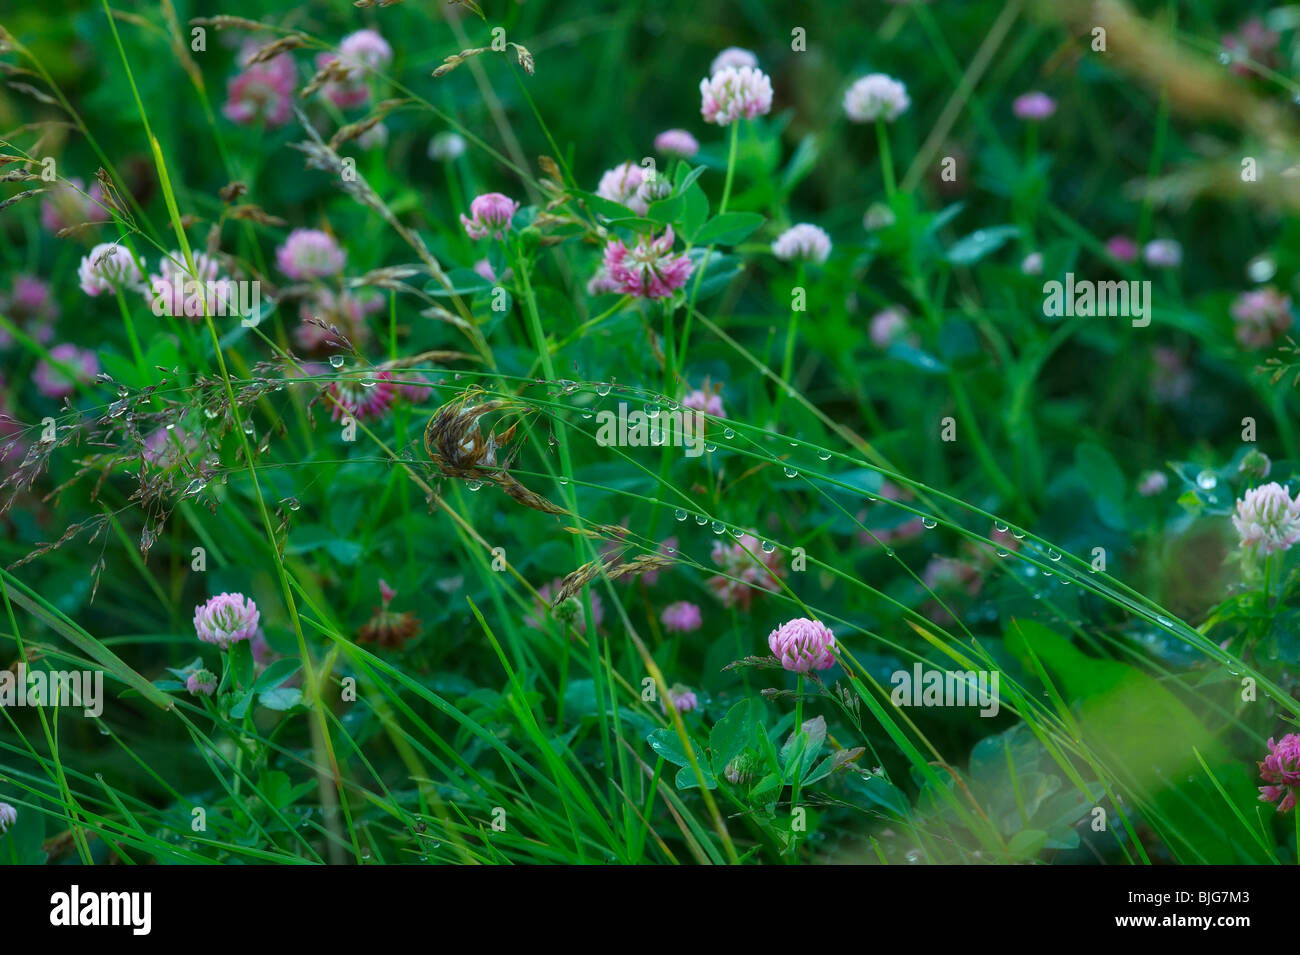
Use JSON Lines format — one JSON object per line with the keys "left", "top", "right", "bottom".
{"left": 843, "top": 73, "right": 910, "bottom": 123}
{"left": 1259, "top": 733, "right": 1300, "bottom": 812}
{"left": 654, "top": 129, "right": 700, "bottom": 158}
{"left": 326, "top": 370, "right": 396, "bottom": 422}
{"left": 0, "top": 802, "right": 16, "bottom": 835}
{"left": 1105, "top": 235, "right": 1139, "bottom": 263}
{"left": 78, "top": 243, "right": 143, "bottom": 297}
{"left": 223, "top": 46, "right": 296, "bottom": 127}
{"left": 661, "top": 601, "right": 703, "bottom": 633}
{"left": 710, "top": 47, "right": 758, "bottom": 75}
{"left": 771, "top": 223, "right": 832, "bottom": 264}
{"left": 460, "top": 192, "right": 520, "bottom": 240}
{"left": 186, "top": 669, "right": 218, "bottom": 696}
{"left": 194, "top": 592, "right": 260, "bottom": 649}
{"left": 1232, "top": 482, "right": 1300, "bottom": 555}
{"left": 277, "top": 229, "right": 346, "bottom": 280}
{"left": 33, "top": 344, "right": 98, "bottom": 399}
{"left": 700, "top": 65, "right": 773, "bottom": 126}
{"left": 428, "top": 131, "right": 467, "bottom": 161}
{"left": 1143, "top": 239, "right": 1182, "bottom": 269}
{"left": 602, "top": 227, "right": 693, "bottom": 299}
{"left": 1230, "top": 287, "right": 1292, "bottom": 349}
{"left": 1012, "top": 91, "right": 1057, "bottom": 121}
{"left": 768, "top": 617, "right": 836, "bottom": 673}
{"left": 596, "top": 161, "right": 648, "bottom": 215}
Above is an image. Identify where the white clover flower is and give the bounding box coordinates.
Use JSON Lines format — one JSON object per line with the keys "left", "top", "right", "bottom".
{"left": 843, "top": 73, "right": 910, "bottom": 123}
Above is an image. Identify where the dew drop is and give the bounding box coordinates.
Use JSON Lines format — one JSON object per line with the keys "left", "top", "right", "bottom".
{"left": 646, "top": 404, "right": 661, "bottom": 419}
{"left": 711, "top": 520, "right": 726, "bottom": 534}
{"left": 466, "top": 480, "right": 483, "bottom": 491}
{"left": 761, "top": 540, "right": 776, "bottom": 554}
{"left": 783, "top": 467, "right": 798, "bottom": 478}
{"left": 723, "top": 428, "right": 735, "bottom": 440}
{"left": 674, "top": 508, "right": 688, "bottom": 521}
{"left": 705, "top": 443, "right": 716, "bottom": 453}
{"left": 1155, "top": 615, "right": 1172, "bottom": 627}
{"left": 994, "top": 521, "right": 1009, "bottom": 533}
{"left": 360, "top": 378, "right": 375, "bottom": 388}
{"left": 694, "top": 514, "right": 708, "bottom": 525}
{"left": 596, "top": 383, "right": 611, "bottom": 397}
{"left": 1048, "top": 549, "right": 1061, "bottom": 561}
{"left": 921, "top": 516, "right": 937, "bottom": 529}
{"left": 329, "top": 355, "right": 345, "bottom": 369}
{"left": 817, "top": 451, "right": 831, "bottom": 461}
{"left": 1217, "top": 50, "right": 1231, "bottom": 65}
{"left": 1195, "top": 469, "right": 1217, "bottom": 490}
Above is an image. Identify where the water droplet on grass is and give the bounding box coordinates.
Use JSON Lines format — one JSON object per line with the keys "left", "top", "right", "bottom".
{"left": 674, "top": 508, "right": 688, "bottom": 521}
{"left": 1196, "top": 470, "right": 1217, "bottom": 490}
{"left": 329, "top": 355, "right": 345, "bottom": 369}
{"left": 921, "top": 516, "right": 937, "bottom": 529}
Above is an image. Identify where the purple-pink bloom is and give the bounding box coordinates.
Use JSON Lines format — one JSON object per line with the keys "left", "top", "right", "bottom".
{"left": 186, "top": 669, "right": 218, "bottom": 696}
{"left": 870, "top": 307, "right": 913, "bottom": 349}
{"left": 78, "top": 242, "right": 143, "bottom": 297}
{"left": 661, "top": 601, "right": 703, "bottom": 633}
{"left": 338, "top": 29, "right": 393, "bottom": 74}
{"left": 313, "top": 51, "right": 370, "bottom": 109}
{"left": 768, "top": 617, "right": 836, "bottom": 673}
{"left": 146, "top": 250, "right": 234, "bottom": 320}
{"left": 0, "top": 802, "right": 16, "bottom": 834}
{"left": 1012, "top": 91, "right": 1057, "bottom": 121}
{"left": 1137, "top": 470, "right": 1168, "bottom": 497}
{"left": 1259, "top": 733, "right": 1300, "bottom": 812}
{"left": 223, "top": 43, "right": 296, "bottom": 127}
{"left": 681, "top": 387, "right": 725, "bottom": 419}
{"left": 326, "top": 370, "right": 396, "bottom": 422}
{"left": 1230, "top": 287, "right": 1292, "bottom": 349}
{"left": 700, "top": 65, "right": 773, "bottom": 126}
{"left": 40, "top": 177, "right": 106, "bottom": 234}
{"left": 1232, "top": 482, "right": 1300, "bottom": 555}
{"left": 460, "top": 192, "right": 520, "bottom": 240}
{"left": 710, "top": 47, "right": 758, "bottom": 75}
{"left": 1105, "top": 235, "right": 1139, "bottom": 263}
{"left": 596, "top": 162, "right": 648, "bottom": 216}
{"left": 662, "top": 685, "right": 700, "bottom": 714}
{"left": 0, "top": 275, "right": 58, "bottom": 347}
{"left": 295, "top": 289, "right": 381, "bottom": 352}
{"left": 654, "top": 129, "right": 700, "bottom": 158}
{"left": 602, "top": 226, "right": 693, "bottom": 300}
{"left": 1223, "top": 18, "right": 1279, "bottom": 77}
{"left": 33, "top": 344, "right": 98, "bottom": 399}
{"left": 194, "top": 592, "right": 261, "bottom": 649}
{"left": 276, "top": 229, "right": 346, "bottom": 280}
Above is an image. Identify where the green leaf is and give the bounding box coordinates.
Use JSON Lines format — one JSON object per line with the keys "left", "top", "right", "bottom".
{"left": 1075, "top": 443, "right": 1126, "bottom": 530}
{"left": 695, "top": 212, "right": 765, "bottom": 246}
{"left": 1006, "top": 829, "right": 1047, "bottom": 861}
{"left": 252, "top": 658, "right": 301, "bottom": 693}
{"left": 647, "top": 192, "right": 685, "bottom": 224}
{"left": 229, "top": 688, "right": 254, "bottom": 719}
{"left": 682, "top": 182, "right": 709, "bottom": 238}
{"left": 259, "top": 687, "right": 304, "bottom": 711}
{"left": 709, "top": 699, "right": 756, "bottom": 774}
{"left": 945, "top": 225, "right": 1019, "bottom": 265}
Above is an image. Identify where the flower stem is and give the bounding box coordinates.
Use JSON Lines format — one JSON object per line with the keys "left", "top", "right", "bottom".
{"left": 876, "top": 117, "right": 896, "bottom": 199}
{"left": 719, "top": 120, "right": 740, "bottom": 216}
{"left": 791, "top": 673, "right": 804, "bottom": 819}
{"left": 774, "top": 263, "right": 806, "bottom": 424}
